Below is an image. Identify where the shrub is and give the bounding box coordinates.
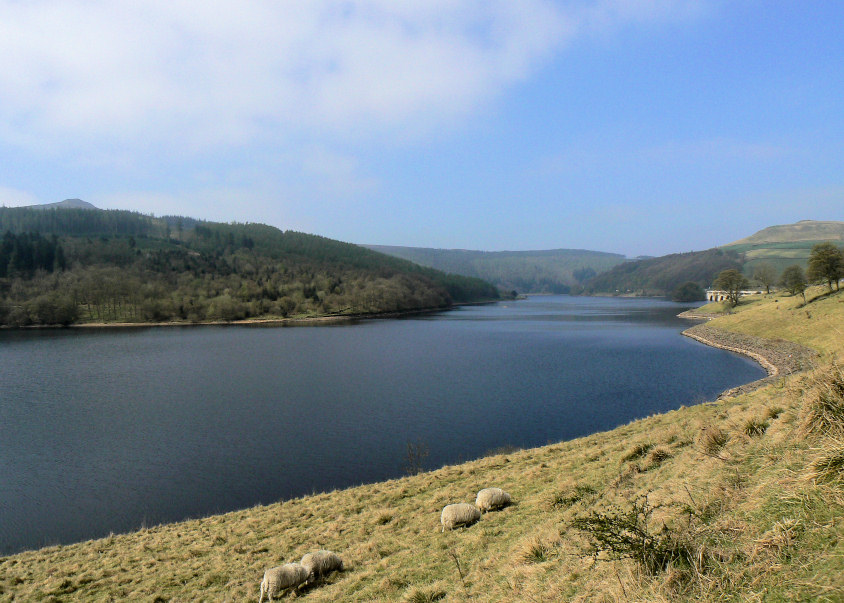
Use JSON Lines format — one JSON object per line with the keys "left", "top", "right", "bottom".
{"left": 671, "top": 281, "right": 706, "bottom": 302}
{"left": 403, "top": 440, "right": 429, "bottom": 476}
{"left": 571, "top": 495, "right": 695, "bottom": 575}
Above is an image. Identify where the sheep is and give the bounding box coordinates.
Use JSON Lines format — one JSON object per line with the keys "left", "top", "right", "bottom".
{"left": 300, "top": 550, "right": 344, "bottom": 584}
{"left": 475, "top": 487, "right": 512, "bottom": 513}
{"left": 258, "top": 563, "right": 309, "bottom": 602}
{"left": 440, "top": 503, "right": 481, "bottom": 532}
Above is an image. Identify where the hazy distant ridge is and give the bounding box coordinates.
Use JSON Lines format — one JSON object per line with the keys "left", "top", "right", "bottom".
{"left": 24, "top": 198, "right": 98, "bottom": 210}
{"left": 364, "top": 244, "right": 625, "bottom": 294}
{"left": 724, "top": 220, "right": 844, "bottom": 246}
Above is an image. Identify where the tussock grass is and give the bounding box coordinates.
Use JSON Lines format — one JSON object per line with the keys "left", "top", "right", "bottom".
{"left": 516, "top": 531, "right": 561, "bottom": 565}
{"left": 800, "top": 362, "right": 844, "bottom": 436}
{"left": 809, "top": 438, "right": 844, "bottom": 485}
{"left": 742, "top": 417, "right": 769, "bottom": 436}
{"left": 2, "top": 292, "right": 843, "bottom": 601}
{"left": 403, "top": 585, "right": 447, "bottom": 602}
{"left": 646, "top": 446, "right": 673, "bottom": 466}
{"left": 620, "top": 442, "right": 653, "bottom": 462}
{"left": 548, "top": 484, "right": 597, "bottom": 510}
{"left": 698, "top": 425, "right": 729, "bottom": 457}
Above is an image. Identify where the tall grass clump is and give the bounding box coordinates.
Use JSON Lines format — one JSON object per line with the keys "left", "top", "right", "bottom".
{"left": 743, "top": 418, "right": 769, "bottom": 437}
{"left": 809, "top": 438, "right": 844, "bottom": 485}
{"left": 404, "top": 586, "right": 446, "bottom": 602}
{"left": 698, "top": 425, "right": 729, "bottom": 457}
{"left": 801, "top": 363, "right": 844, "bottom": 436}
{"left": 621, "top": 442, "right": 653, "bottom": 462}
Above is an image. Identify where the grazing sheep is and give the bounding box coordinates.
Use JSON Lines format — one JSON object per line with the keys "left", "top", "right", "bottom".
{"left": 440, "top": 503, "right": 481, "bottom": 532}
{"left": 258, "top": 563, "right": 309, "bottom": 602}
{"left": 300, "top": 549, "right": 344, "bottom": 583}
{"left": 475, "top": 487, "right": 512, "bottom": 513}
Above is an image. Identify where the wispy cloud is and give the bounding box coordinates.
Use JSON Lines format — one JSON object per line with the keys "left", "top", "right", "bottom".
{"left": 0, "top": 1, "right": 570, "bottom": 156}
{"left": 0, "top": 0, "right": 709, "bottom": 161}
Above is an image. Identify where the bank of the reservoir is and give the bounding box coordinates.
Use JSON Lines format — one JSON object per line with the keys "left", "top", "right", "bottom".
{"left": 681, "top": 321, "right": 817, "bottom": 398}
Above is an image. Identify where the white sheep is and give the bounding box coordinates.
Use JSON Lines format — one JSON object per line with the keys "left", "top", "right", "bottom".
{"left": 300, "top": 550, "right": 344, "bottom": 584}
{"left": 440, "top": 503, "right": 481, "bottom": 532}
{"left": 475, "top": 487, "right": 512, "bottom": 513}
{"left": 258, "top": 563, "right": 309, "bottom": 602}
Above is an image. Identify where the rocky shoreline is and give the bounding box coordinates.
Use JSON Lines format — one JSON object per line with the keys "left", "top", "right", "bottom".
{"left": 681, "top": 322, "right": 817, "bottom": 399}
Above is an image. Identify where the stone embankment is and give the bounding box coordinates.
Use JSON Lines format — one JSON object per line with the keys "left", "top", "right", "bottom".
{"left": 681, "top": 322, "right": 817, "bottom": 399}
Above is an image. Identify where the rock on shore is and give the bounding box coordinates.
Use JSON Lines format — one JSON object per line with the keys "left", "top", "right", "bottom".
{"left": 682, "top": 323, "right": 817, "bottom": 399}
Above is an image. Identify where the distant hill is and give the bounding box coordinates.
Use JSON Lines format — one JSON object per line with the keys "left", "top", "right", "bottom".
{"left": 363, "top": 245, "right": 625, "bottom": 294}
{"left": 0, "top": 204, "right": 500, "bottom": 326}
{"left": 724, "top": 220, "right": 844, "bottom": 246}
{"left": 25, "top": 198, "right": 99, "bottom": 210}
{"left": 583, "top": 248, "right": 743, "bottom": 297}
{"left": 721, "top": 219, "right": 844, "bottom": 275}
{"left": 582, "top": 220, "right": 844, "bottom": 297}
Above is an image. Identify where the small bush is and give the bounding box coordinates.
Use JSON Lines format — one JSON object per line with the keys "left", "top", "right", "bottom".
{"left": 571, "top": 495, "right": 695, "bottom": 575}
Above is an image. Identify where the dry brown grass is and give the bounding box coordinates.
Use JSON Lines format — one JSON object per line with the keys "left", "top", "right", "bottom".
{"left": 800, "top": 362, "right": 844, "bottom": 436}
{"left": 1, "top": 292, "right": 843, "bottom": 601}
{"left": 698, "top": 425, "right": 729, "bottom": 457}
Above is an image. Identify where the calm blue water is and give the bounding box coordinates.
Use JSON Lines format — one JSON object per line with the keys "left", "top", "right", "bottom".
{"left": 0, "top": 296, "right": 764, "bottom": 554}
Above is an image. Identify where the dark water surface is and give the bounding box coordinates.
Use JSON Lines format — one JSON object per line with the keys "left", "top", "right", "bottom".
{"left": 0, "top": 296, "right": 764, "bottom": 554}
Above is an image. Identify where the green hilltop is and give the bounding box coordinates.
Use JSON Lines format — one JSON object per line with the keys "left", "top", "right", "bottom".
{"left": 720, "top": 219, "right": 844, "bottom": 276}
{"left": 0, "top": 203, "right": 501, "bottom": 327}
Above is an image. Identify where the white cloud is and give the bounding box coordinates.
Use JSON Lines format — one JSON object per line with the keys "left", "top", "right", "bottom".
{"left": 0, "top": 0, "right": 703, "bottom": 159}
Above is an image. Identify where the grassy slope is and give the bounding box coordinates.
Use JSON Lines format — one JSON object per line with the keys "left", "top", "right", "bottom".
{"left": 721, "top": 220, "right": 844, "bottom": 276}
{"left": 2, "top": 292, "right": 843, "bottom": 602}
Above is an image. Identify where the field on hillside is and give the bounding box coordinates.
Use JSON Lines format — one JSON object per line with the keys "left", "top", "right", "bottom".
{"left": 1, "top": 289, "right": 843, "bottom": 602}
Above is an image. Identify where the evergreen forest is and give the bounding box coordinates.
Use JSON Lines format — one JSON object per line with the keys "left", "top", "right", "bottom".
{"left": 0, "top": 206, "right": 501, "bottom": 327}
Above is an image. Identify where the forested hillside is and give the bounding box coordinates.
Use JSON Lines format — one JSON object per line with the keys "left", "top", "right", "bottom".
{"left": 0, "top": 206, "right": 500, "bottom": 327}
{"left": 583, "top": 248, "right": 743, "bottom": 297}
{"left": 364, "top": 245, "right": 625, "bottom": 293}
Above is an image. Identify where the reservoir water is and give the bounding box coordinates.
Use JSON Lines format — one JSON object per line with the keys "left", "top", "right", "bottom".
{"left": 0, "top": 296, "right": 764, "bottom": 554}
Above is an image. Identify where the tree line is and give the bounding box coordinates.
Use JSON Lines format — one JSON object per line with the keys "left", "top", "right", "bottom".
{"left": 0, "top": 208, "right": 501, "bottom": 327}
{"left": 713, "top": 242, "right": 844, "bottom": 306}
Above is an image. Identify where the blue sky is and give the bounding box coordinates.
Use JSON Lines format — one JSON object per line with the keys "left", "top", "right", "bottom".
{"left": 1, "top": 1, "right": 842, "bottom": 257}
